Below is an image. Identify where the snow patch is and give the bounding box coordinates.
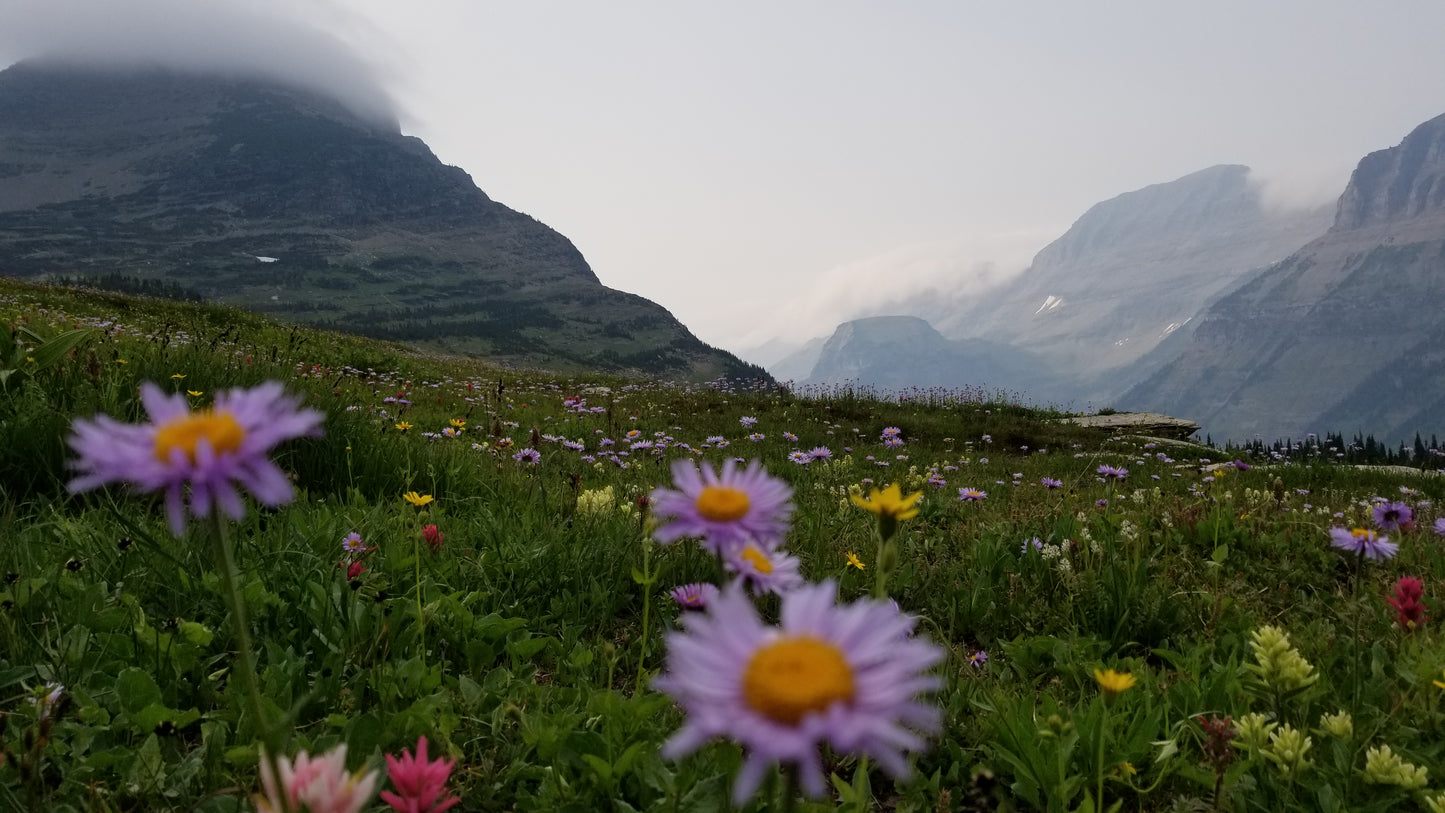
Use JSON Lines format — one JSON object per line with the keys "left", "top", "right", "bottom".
{"left": 254, "top": 256, "right": 279, "bottom": 263}
{"left": 1033, "top": 295, "right": 1064, "bottom": 315}
{"left": 1159, "top": 318, "right": 1191, "bottom": 338}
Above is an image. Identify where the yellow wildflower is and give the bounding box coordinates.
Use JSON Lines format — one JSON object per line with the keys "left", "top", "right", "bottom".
{"left": 845, "top": 552, "right": 865, "bottom": 570}
{"left": 849, "top": 482, "right": 922, "bottom": 521}
{"left": 395, "top": 421, "right": 413, "bottom": 432}
{"left": 171, "top": 373, "right": 186, "bottom": 380}
{"left": 1094, "top": 667, "right": 1137, "bottom": 696}
{"left": 403, "top": 491, "right": 434, "bottom": 508}
{"left": 187, "top": 390, "right": 203, "bottom": 397}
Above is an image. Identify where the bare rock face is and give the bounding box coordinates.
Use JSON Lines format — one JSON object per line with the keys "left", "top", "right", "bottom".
{"left": 0, "top": 62, "right": 763, "bottom": 382}
{"left": 1123, "top": 112, "right": 1445, "bottom": 442}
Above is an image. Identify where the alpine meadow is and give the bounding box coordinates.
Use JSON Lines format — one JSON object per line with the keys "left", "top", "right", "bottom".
{"left": 4, "top": 275, "right": 1445, "bottom": 811}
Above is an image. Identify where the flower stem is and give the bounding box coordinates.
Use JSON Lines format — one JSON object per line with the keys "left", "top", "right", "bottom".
{"left": 208, "top": 514, "right": 289, "bottom": 812}
{"left": 635, "top": 539, "right": 653, "bottom": 689}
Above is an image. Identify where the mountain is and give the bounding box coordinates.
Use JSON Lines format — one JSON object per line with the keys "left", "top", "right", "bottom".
{"left": 776, "top": 166, "right": 1330, "bottom": 404}
{"left": 938, "top": 165, "right": 1331, "bottom": 401}
{"left": 1122, "top": 113, "right": 1445, "bottom": 442}
{"left": 801, "top": 315, "right": 1053, "bottom": 398}
{"left": 0, "top": 62, "right": 761, "bottom": 381}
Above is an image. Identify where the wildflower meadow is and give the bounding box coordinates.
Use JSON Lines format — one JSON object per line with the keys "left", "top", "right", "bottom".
{"left": 4, "top": 276, "right": 1445, "bottom": 812}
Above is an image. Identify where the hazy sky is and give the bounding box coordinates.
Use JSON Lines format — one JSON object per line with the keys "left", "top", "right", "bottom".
{"left": 6, "top": 1, "right": 1445, "bottom": 356}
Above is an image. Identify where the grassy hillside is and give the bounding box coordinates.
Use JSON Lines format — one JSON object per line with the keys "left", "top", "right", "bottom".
{"left": 3, "top": 278, "right": 1445, "bottom": 812}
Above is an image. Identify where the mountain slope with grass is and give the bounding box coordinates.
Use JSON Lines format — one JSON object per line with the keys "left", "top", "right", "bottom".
{"left": 1123, "top": 111, "right": 1445, "bottom": 442}
{"left": 0, "top": 61, "right": 761, "bottom": 382}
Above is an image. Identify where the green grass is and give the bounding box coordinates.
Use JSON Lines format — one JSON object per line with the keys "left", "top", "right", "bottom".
{"left": 2, "top": 277, "right": 1445, "bottom": 812}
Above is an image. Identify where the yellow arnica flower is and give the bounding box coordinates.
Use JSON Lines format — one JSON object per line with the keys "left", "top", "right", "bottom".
{"left": 395, "top": 421, "right": 413, "bottom": 431}
{"left": 187, "top": 390, "right": 203, "bottom": 397}
{"left": 1094, "top": 667, "right": 1137, "bottom": 695}
{"left": 171, "top": 373, "right": 186, "bottom": 380}
{"left": 845, "top": 552, "right": 865, "bottom": 570}
{"left": 849, "top": 482, "right": 922, "bottom": 521}
{"left": 1433, "top": 668, "right": 1445, "bottom": 690}
{"left": 403, "top": 491, "right": 434, "bottom": 508}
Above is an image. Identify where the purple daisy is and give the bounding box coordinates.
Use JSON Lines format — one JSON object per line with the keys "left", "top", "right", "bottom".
{"left": 1434, "top": 517, "right": 1445, "bottom": 537}
{"left": 512, "top": 448, "right": 541, "bottom": 464}
{"left": 958, "top": 487, "right": 987, "bottom": 502}
{"left": 1040, "top": 477, "right": 1063, "bottom": 489}
{"left": 342, "top": 532, "right": 367, "bottom": 554}
{"left": 669, "top": 582, "right": 720, "bottom": 611}
{"left": 654, "top": 581, "right": 944, "bottom": 802}
{"left": 723, "top": 538, "right": 805, "bottom": 596}
{"left": 1096, "top": 464, "right": 1128, "bottom": 480}
{"left": 649, "top": 459, "right": 794, "bottom": 553}
{"left": 808, "top": 446, "right": 833, "bottom": 461}
{"left": 1328, "top": 527, "right": 1398, "bottom": 560}
{"left": 789, "top": 450, "right": 812, "bottom": 465}
{"left": 1372, "top": 501, "right": 1414, "bottom": 531}
{"left": 67, "top": 381, "right": 322, "bottom": 536}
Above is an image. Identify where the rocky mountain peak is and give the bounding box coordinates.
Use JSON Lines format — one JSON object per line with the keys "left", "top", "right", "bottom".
{"left": 1334, "top": 112, "right": 1445, "bottom": 231}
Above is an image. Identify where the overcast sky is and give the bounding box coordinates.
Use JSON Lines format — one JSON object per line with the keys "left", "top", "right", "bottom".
{"left": 6, "top": 1, "right": 1445, "bottom": 357}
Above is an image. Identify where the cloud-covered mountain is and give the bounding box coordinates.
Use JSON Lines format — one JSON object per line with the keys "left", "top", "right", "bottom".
{"left": 0, "top": 62, "right": 762, "bottom": 381}
{"left": 1122, "top": 113, "right": 1445, "bottom": 441}
{"left": 774, "top": 165, "right": 1331, "bottom": 408}
{"left": 939, "top": 164, "right": 1332, "bottom": 401}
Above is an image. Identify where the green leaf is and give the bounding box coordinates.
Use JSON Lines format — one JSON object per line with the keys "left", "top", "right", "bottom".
{"left": 581, "top": 753, "right": 612, "bottom": 782}
{"left": 29, "top": 328, "right": 96, "bottom": 370}
{"left": 115, "top": 667, "right": 163, "bottom": 715}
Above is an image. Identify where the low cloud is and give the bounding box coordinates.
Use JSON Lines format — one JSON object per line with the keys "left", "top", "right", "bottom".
{"left": 733, "top": 228, "right": 1049, "bottom": 352}
{"left": 0, "top": 0, "right": 399, "bottom": 124}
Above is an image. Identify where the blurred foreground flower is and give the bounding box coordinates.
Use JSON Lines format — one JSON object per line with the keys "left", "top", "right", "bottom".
{"left": 654, "top": 580, "right": 943, "bottom": 802}
{"left": 1328, "top": 526, "right": 1397, "bottom": 560}
{"left": 649, "top": 459, "right": 793, "bottom": 553}
{"left": 67, "top": 381, "right": 322, "bottom": 536}
{"left": 255, "top": 744, "right": 378, "bottom": 813}
{"left": 381, "top": 736, "right": 460, "bottom": 813}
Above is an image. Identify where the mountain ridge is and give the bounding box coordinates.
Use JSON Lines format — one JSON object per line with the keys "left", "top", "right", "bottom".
{"left": 0, "top": 62, "right": 762, "bottom": 382}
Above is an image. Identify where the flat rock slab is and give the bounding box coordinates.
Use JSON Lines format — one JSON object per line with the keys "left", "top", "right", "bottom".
{"left": 1061, "top": 412, "right": 1201, "bottom": 440}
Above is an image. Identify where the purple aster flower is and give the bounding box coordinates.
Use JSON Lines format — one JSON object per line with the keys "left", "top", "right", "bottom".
{"left": 669, "top": 582, "right": 720, "bottom": 611}
{"left": 653, "top": 581, "right": 944, "bottom": 803}
{"left": 1329, "top": 527, "right": 1398, "bottom": 560}
{"left": 783, "top": 432, "right": 798, "bottom": 442}
{"left": 789, "top": 450, "right": 812, "bottom": 465}
{"left": 1096, "top": 465, "right": 1128, "bottom": 480}
{"left": 747, "top": 433, "right": 765, "bottom": 442}
{"left": 1231, "top": 459, "right": 1251, "bottom": 471}
{"left": 649, "top": 459, "right": 794, "bottom": 553}
{"left": 1373, "top": 501, "right": 1414, "bottom": 531}
{"left": 881, "top": 426, "right": 901, "bottom": 439}
{"left": 740, "top": 416, "right": 758, "bottom": 428}
{"left": 1021, "top": 537, "right": 1043, "bottom": 554}
{"left": 67, "top": 381, "right": 322, "bottom": 536}
{"left": 723, "top": 538, "right": 805, "bottom": 596}
{"left": 342, "top": 532, "right": 367, "bottom": 554}
{"left": 958, "top": 487, "right": 987, "bottom": 502}
{"left": 1040, "top": 477, "right": 1063, "bottom": 489}
{"left": 808, "top": 446, "right": 833, "bottom": 461}
{"left": 512, "top": 448, "right": 541, "bottom": 465}
{"left": 968, "top": 650, "right": 988, "bottom": 668}
{"left": 1434, "top": 517, "right": 1445, "bottom": 537}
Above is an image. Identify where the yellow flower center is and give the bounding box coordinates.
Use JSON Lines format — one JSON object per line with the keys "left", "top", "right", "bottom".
{"left": 696, "top": 486, "right": 750, "bottom": 522}
{"left": 740, "top": 544, "right": 773, "bottom": 574}
{"left": 742, "top": 636, "right": 855, "bottom": 725}
{"left": 153, "top": 411, "right": 244, "bottom": 463}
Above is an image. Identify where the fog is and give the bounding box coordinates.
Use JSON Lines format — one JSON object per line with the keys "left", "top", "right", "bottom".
{"left": 0, "top": 0, "right": 399, "bottom": 125}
